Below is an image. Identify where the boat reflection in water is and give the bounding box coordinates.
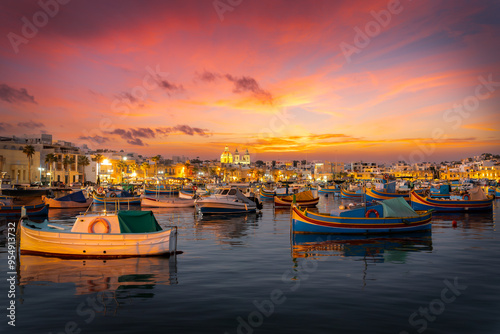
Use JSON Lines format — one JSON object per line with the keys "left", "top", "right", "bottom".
{"left": 195, "top": 213, "right": 260, "bottom": 246}
{"left": 19, "top": 254, "right": 178, "bottom": 298}
{"left": 292, "top": 231, "right": 433, "bottom": 262}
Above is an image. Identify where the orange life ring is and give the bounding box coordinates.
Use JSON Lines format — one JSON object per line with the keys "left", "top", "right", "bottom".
{"left": 365, "top": 209, "right": 380, "bottom": 218}
{"left": 462, "top": 194, "right": 470, "bottom": 200}
{"left": 110, "top": 192, "right": 117, "bottom": 197}
{"left": 88, "top": 218, "right": 110, "bottom": 233}
{"left": 97, "top": 187, "right": 104, "bottom": 195}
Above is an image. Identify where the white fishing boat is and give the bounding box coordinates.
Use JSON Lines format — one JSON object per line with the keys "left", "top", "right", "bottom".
{"left": 141, "top": 196, "right": 195, "bottom": 208}
{"left": 195, "top": 187, "right": 260, "bottom": 214}
{"left": 19, "top": 210, "right": 178, "bottom": 257}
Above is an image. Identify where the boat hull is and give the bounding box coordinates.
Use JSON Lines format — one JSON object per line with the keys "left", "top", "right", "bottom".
{"left": 19, "top": 221, "right": 177, "bottom": 258}
{"left": 291, "top": 206, "right": 432, "bottom": 234}
{"left": 141, "top": 197, "right": 195, "bottom": 208}
{"left": 410, "top": 191, "right": 494, "bottom": 212}
{"left": 196, "top": 201, "right": 256, "bottom": 214}
{"left": 92, "top": 193, "right": 141, "bottom": 205}
{"left": 274, "top": 196, "right": 319, "bottom": 207}
{"left": 340, "top": 188, "right": 363, "bottom": 199}
{"left": 0, "top": 203, "right": 49, "bottom": 217}
{"left": 42, "top": 197, "right": 92, "bottom": 209}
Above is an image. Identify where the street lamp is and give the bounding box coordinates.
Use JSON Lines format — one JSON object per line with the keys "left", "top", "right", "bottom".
{"left": 38, "top": 167, "right": 44, "bottom": 183}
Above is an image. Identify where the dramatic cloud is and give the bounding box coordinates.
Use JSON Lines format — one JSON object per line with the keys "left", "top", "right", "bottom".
{"left": 107, "top": 125, "right": 209, "bottom": 146}
{"left": 225, "top": 74, "right": 272, "bottom": 102}
{"left": 18, "top": 121, "right": 44, "bottom": 128}
{"left": 0, "top": 84, "right": 37, "bottom": 104}
{"left": 156, "top": 78, "right": 185, "bottom": 95}
{"left": 197, "top": 71, "right": 220, "bottom": 82}
{"left": 156, "top": 125, "right": 210, "bottom": 137}
{"left": 78, "top": 135, "right": 110, "bottom": 144}
{"left": 196, "top": 71, "right": 274, "bottom": 103}
{"left": 0, "top": 122, "right": 12, "bottom": 132}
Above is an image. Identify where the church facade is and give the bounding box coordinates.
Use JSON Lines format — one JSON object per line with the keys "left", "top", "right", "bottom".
{"left": 220, "top": 146, "right": 250, "bottom": 165}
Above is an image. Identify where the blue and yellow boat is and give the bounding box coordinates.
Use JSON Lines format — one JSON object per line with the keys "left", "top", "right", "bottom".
{"left": 92, "top": 192, "right": 141, "bottom": 205}
{"left": 410, "top": 190, "right": 494, "bottom": 212}
{"left": 291, "top": 197, "right": 432, "bottom": 234}
{"left": 340, "top": 187, "right": 363, "bottom": 199}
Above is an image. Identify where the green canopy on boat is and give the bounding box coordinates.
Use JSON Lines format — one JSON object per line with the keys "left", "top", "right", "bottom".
{"left": 117, "top": 210, "right": 162, "bottom": 233}
{"left": 381, "top": 197, "right": 418, "bottom": 218}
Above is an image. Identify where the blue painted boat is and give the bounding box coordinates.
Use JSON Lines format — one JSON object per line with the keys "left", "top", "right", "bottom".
{"left": 318, "top": 185, "right": 340, "bottom": 195}
{"left": 410, "top": 189, "right": 494, "bottom": 212}
{"left": 291, "top": 197, "right": 432, "bottom": 234}
{"left": 259, "top": 187, "right": 289, "bottom": 200}
{"left": 365, "top": 188, "right": 425, "bottom": 201}
{"left": 0, "top": 202, "right": 49, "bottom": 217}
{"left": 340, "top": 187, "right": 363, "bottom": 199}
{"left": 144, "top": 186, "right": 179, "bottom": 195}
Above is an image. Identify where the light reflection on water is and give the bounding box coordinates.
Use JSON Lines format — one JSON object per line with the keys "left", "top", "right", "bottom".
{"left": 0, "top": 195, "right": 499, "bottom": 333}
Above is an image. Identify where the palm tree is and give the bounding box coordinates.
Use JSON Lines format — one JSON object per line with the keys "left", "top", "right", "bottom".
{"left": 183, "top": 161, "right": 191, "bottom": 178}
{"left": 92, "top": 154, "right": 104, "bottom": 184}
{"left": 256, "top": 170, "right": 264, "bottom": 182}
{"left": 117, "top": 160, "right": 128, "bottom": 183}
{"left": 78, "top": 155, "right": 90, "bottom": 184}
{"left": 151, "top": 155, "right": 161, "bottom": 176}
{"left": 141, "top": 162, "right": 150, "bottom": 180}
{"left": 22, "top": 145, "right": 35, "bottom": 184}
{"left": 45, "top": 153, "right": 57, "bottom": 185}
{"left": 62, "top": 155, "right": 75, "bottom": 184}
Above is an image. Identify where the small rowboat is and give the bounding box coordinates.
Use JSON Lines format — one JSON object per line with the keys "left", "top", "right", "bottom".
{"left": 291, "top": 197, "right": 432, "bottom": 234}
{"left": 141, "top": 197, "right": 195, "bottom": 208}
{"left": 259, "top": 187, "right": 290, "bottom": 199}
{"left": 410, "top": 190, "right": 494, "bottom": 212}
{"left": 274, "top": 190, "right": 319, "bottom": 207}
{"left": 19, "top": 210, "right": 178, "bottom": 258}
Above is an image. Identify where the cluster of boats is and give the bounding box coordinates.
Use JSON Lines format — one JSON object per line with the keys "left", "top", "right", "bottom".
{"left": 1, "top": 179, "right": 497, "bottom": 259}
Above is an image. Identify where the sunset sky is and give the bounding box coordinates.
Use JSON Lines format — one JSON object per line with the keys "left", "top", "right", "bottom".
{"left": 1, "top": 0, "right": 499, "bottom": 163}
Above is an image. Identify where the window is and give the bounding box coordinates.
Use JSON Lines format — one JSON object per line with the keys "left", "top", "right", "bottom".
{"left": 228, "top": 189, "right": 236, "bottom": 195}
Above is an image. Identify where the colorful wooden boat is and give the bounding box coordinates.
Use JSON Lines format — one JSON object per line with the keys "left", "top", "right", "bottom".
{"left": 274, "top": 190, "right": 319, "bottom": 207}
{"left": 144, "top": 186, "right": 179, "bottom": 195}
{"left": 340, "top": 187, "right": 363, "bottom": 199}
{"left": 365, "top": 188, "right": 425, "bottom": 202}
{"left": 92, "top": 192, "right": 141, "bottom": 205}
{"left": 0, "top": 202, "right": 49, "bottom": 217}
{"left": 291, "top": 197, "right": 432, "bottom": 234}
{"left": 19, "top": 210, "right": 178, "bottom": 258}
{"left": 496, "top": 187, "right": 500, "bottom": 198}
{"left": 42, "top": 190, "right": 92, "bottom": 209}
{"left": 410, "top": 190, "right": 494, "bottom": 212}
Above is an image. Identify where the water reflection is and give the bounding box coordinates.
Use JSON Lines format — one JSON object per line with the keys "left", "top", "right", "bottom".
{"left": 292, "top": 231, "right": 433, "bottom": 262}
{"left": 18, "top": 254, "right": 178, "bottom": 298}
{"left": 194, "top": 213, "right": 260, "bottom": 245}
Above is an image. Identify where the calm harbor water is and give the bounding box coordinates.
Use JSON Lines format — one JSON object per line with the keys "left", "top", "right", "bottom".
{"left": 1, "top": 194, "right": 499, "bottom": 334}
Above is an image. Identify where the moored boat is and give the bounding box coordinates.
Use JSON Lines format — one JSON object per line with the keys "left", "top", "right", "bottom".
{"left": 340, "top": 187, "right": 363, "bottom": 199}
{"left": 410, "top": 188, "right": 494, "bottom": 212}
{"left": 19, "top": 210, "right": 178, "bottom": 257}
{"left": 0, "top": 202, "right": 49, "bottom": 217}
{"left": 141, "top": 196, "right": 195, "bottom": 208}
{"left": 274, "top": 190, "right": 319, "bottom": 207}
{"left": 196, "top": 187, "right": 260, "bottom": 214}
{"left": 291, "top": 197, "right": 432, "bottom": 234}
{"left": 42, "top": 190, "right": 92, "bottom": 209}
{"left": 92, "top": 192, "right": 141, "bottom": 205}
